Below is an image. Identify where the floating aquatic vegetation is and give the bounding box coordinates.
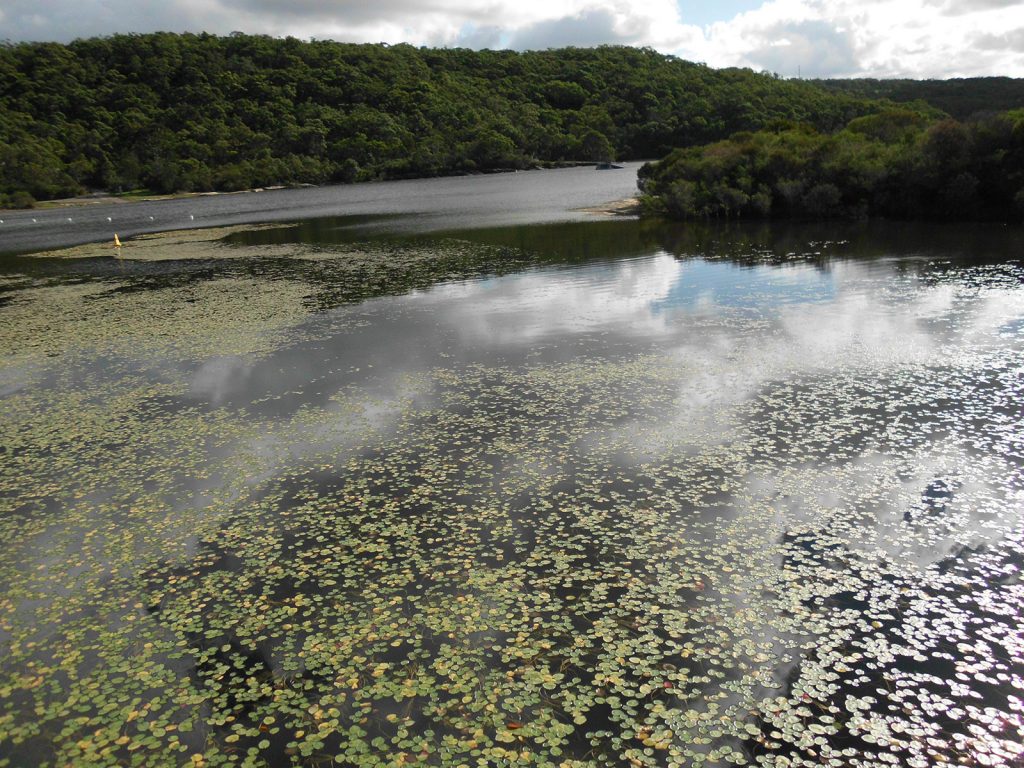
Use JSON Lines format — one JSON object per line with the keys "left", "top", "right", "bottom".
{"left": 26, "top": 226, "right": 295, "bottom": 262}
{"left": 0, "top": 223, "right": 1022, "bottom": 767}
{"left": 0, "top": 278, "right": 315, "bottom": 367}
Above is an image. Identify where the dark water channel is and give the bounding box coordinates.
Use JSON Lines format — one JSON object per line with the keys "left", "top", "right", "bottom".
{"left": 0, "top": 209, "right": 1022, "bottom": 768}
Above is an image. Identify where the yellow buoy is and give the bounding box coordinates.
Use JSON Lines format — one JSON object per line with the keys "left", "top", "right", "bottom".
{"left": 114, "top": 233, "right": 122, "bottom": 248}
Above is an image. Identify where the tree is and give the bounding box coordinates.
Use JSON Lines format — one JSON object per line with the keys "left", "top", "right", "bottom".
{"left": 0, "top": 33, "right": 942, "bottom": 201}
{"left": 581, "top": 130, "right": 614, "bottom": 162}
{"left": 639, "top": 111, "right": 1024, "bottom": 222}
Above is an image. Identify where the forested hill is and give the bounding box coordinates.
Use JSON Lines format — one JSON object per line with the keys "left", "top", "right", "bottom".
{"left": 638, "top": 108, "right": 1024, "bottom": 222}
{"left": 812, "top": 77, "right": 1024, "bottom": 120}
{"left": 0, "top": 33, "right": 890, "bottom": 206}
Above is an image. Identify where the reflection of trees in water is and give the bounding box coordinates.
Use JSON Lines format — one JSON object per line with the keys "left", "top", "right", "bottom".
{"left": 654, "top": 219, "right": 1024, "bottom": 272}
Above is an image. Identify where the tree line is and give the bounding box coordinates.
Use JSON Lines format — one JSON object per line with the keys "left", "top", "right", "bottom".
{"left": 1, "top": 33, "right": 888, "bottom": 207}
{"left": 638, "top": 108, "right": 1024, "bottom": 222}
{"left": 812, "top": 77, "right": 1024, "bottom": 121}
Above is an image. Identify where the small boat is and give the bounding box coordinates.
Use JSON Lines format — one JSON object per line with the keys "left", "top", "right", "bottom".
{"left": 595, "top": 162, "right": 624, "bottom": 170}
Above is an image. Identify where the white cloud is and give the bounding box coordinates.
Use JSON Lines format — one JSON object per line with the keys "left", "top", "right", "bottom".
{"left": 427, "top": 252, "right": 683, "bottom": 346}
{"left": 0, "top": 0, "right": 1022, "bottom": 77}
{"left": 676, "top": 0, "right": 1024, "bottom": 76}
{"left": 928, "top": 0, "right": 1024, "bottom": 15}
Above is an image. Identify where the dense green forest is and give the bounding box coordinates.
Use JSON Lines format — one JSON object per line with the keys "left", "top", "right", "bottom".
{"left": 813, "top": 77, "right": 1024, "bottom": 120}
{"left": 3, "top": 33, "right": 1022, "bottom": 211}
{"left": 0, "top": 33, "right": 888, "bottom": 207}
{"left": 637, "top": 108, "right": 1024, "bottom": 221}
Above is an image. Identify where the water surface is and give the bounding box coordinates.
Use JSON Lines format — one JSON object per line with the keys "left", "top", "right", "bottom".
{"left": 0, "top": 164, "right": 642, "bottom": 256}
{"left": 1, "top": 214, "right": 1022, "bottom": 768}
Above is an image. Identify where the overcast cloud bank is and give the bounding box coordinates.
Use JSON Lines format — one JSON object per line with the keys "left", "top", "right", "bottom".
{"left": 1, "top": 0, "right": 1022, "bottom": 78}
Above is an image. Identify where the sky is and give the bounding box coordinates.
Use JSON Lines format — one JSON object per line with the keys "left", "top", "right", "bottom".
{"left": 1, "top": 0, "right": 1023, "bottom": 78}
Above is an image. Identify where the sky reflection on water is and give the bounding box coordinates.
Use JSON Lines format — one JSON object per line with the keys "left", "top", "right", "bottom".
{"left": 1, "top": 218, "right": 1022, "bottom": 767}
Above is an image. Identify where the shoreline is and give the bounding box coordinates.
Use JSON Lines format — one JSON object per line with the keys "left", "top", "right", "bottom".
{"left": 24, "top": 196, "right": 642, "bottom": 260}
{"left": 0, "top": 164, "right": 643, "bottom": 257}
{"left": 576, "top": 196, "right": 642, "bottom": 217}
{"left": 25, "top": 223, "right": 294, "bottom": 261}
{"left": 9, "top": 163, "right": 614, "bottom": 213}
{"left": 28, "top": 185, "right": 296, "bottom": 211}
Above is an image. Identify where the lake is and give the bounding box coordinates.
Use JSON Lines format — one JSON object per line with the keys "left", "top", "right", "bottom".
{"left": 0, "top": 164, "right": 643, "bottom": 256}
{"left": 1, "top": 171, "right": 1022, "bottom": 768}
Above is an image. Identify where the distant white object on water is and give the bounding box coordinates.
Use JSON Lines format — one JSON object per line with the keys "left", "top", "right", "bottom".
{"left": 149, "top": 216, "right": 154, "bottom": 221}
{"left": 67, "top": 217, "right": 73, "bottom": 222}
{"left": 32, "top": 218, "right": 37, "bottom": 223}
{"left": 189, "top": 214, "right": 194, "bottom": 220}
{"left": 107, "top": 217, "right": 112, "bottom": 222}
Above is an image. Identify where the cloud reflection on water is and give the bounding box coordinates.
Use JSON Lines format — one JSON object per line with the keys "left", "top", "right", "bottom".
{"left": 3, "top": 219, "right": 1023, "bottom": 766}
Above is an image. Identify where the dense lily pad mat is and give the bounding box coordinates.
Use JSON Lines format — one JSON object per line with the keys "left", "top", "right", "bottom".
{"left": 0, "top": 230, "right": 1022, "bottom": 768}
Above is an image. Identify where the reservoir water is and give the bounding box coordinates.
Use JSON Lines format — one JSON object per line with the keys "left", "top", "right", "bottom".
{"left": 0, "top": 164, "right": 643, "bottom": 256}
{"left": 1, "top": 170, "right": 1022, "bottom": 767}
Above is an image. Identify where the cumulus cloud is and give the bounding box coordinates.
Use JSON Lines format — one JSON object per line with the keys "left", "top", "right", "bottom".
{"left": 0, "top": 0, "right": 236, "bottom": 43}
{"left": 0, "top": 0, "right": 1022, "bottom": 77}
{"left": 971, "top": 27, "right": 1024, "bottom": 51}
{"left": 927, "top": 0, "right": 1024, "bottom": 15}
{"left": 726, "top": 18, "right": 859, "bottom": 76}
{"left": 682, "top": 0, "right": 1024, "bottom": 76}
{"left": 505, "top": 9, "right": 634, "bottom": 49}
